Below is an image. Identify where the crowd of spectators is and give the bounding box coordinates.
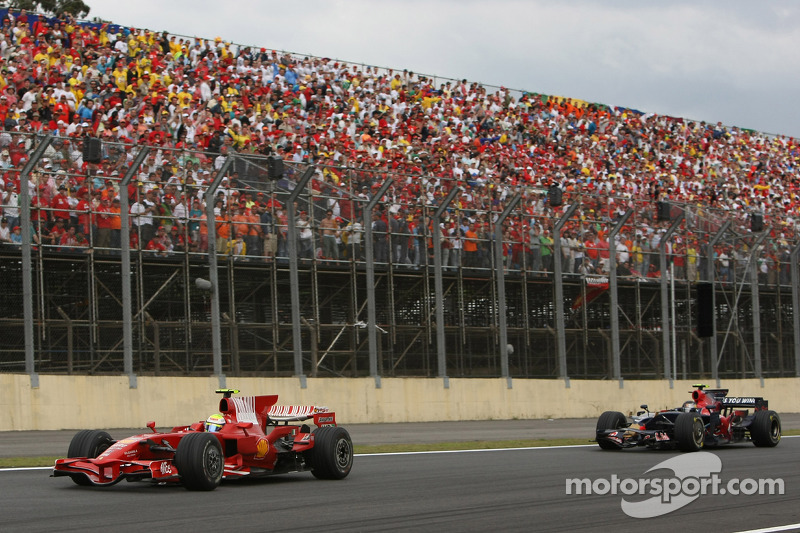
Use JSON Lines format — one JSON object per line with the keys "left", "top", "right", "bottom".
{"left": 0, "top": 8, "right": 798, "bottom": 284}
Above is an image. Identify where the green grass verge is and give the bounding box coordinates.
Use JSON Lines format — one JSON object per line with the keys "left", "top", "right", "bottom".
{"left": 2, "top": 456, "right": 60, "bottom": 468}
{"left": 4, "top": 430, "right": 798, "bottom": 469}
{"left": 355, "top": 437, "right": 589, "bottom": 454}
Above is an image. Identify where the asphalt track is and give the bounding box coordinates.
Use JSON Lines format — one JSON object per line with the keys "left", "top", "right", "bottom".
{"left": 0, "top": 418, "right": 601, "bottom": 457}
{"left": 3, "top": 418, "right": 800, "bottom": 533}
{"left": 2, "top": 415, "right": 799, "bottom": 456}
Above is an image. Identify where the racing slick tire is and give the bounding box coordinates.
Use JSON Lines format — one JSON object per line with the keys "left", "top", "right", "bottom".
{"left": 596, "top": 411, "right": 627, "bottom": 450}
{"left": 66, "top": 430, "right": 114, "bottom": 486}
{"left": 750, "top": 410, "right": 781, "bottom": 447}
{"left": 308, "top": 426, "right": 353, "bottom": 480}
{"left": 174, "top": 433, "right": 224, "bottom": 491}
{"left": 675, "top": 412, "right": 705, "bottom": 452}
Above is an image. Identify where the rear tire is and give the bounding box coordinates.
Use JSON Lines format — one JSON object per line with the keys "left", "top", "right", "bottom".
{"left": 309, "top": 426, "right": 353, "bottom": 479}
{"left": 596, "top": 411, "right": 627, "bottom": 450}
{"left": 750, "top": 410, "right": 781, "bottom": 447}
{"left": 675, "top": 412, "right": 705, "bottom": 452}
{"left": 66, "top": 430, "right": 114, "bottom": 486}
{"left": 174, "top": 433, "right": 224, "bottom": 491}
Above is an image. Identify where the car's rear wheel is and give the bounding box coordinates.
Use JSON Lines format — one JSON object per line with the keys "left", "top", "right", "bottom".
{"left": 675, "top": 412, "right": 705, "bottom": 452}
{"left": 750, "top": 410, "right": 781, "bottom": 447}
{"left": 66, "top": 430, "right": 114, "bottom": 486}
{"left": 309, "top": 426, "right": 353, "bottom": 479}
{"left": 596, "top": 411, "right": 627, "bottom": 450}
{"left": 174, "top": 433, "right": 224, "bottom": 491}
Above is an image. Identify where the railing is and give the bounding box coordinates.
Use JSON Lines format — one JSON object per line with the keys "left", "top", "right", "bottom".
{"left": 1, "top": 132, "right": 799, "bottom": 384}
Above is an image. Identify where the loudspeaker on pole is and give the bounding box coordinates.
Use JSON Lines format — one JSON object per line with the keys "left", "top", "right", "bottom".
{"left": 696, "top": 282, "right": 714, "bottom": 338}
{"left": 83, "top": 137, "right": 102, "bottom": 164}
{"left": 268, "top": 155, "right": 284, "bottom": 181}
{"left": 548, "top": 185, "right": 562, "bottom": 207}
{"left": 657, "top": 201, "right": 671, "bottom": 222}
{"left": 751, "top": 213, "right": 763, "bottom": 232}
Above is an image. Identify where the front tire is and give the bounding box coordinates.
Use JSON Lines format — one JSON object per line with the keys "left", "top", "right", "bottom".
{"left": 750, "top": 410, "right": 781, "bottom": 447}
{"left": 66, "top": 430, "right": 114, "bottom": 486}
{"left": 309, "top": 426, "right": 353, "bottom": 479}
{"left": 174, "top": 433, "right": 224, "bottom": 491}
{"left": 596, "top": 411, "right": 627, "bottom": 450}
{"left": 675, "top": 412, "right": 705, "bottom": 452}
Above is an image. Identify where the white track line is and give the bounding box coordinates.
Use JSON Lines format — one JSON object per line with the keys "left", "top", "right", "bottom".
{"left": 357, "top": 444, "right": 596, "bottom": 457}
{"left": 732, "top": 524, "right": 800, "bottom": 533}
{"left": 4, "top": 436, "right": 797, "bottom": 471}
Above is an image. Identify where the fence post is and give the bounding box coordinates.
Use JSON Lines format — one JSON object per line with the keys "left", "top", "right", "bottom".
{"left": 553, "top": 202, "right": 580, "bottom": 387}
{"left": 19, "top": 134, "right": 53, "bottom": 388}
{"left": 707, "top": 221, "right": 731, "bottom": 387}
{"left": 749, "top": 232, "right": 768, "bottom": 386}
{"left": 493, "top": 194, "right": 521, "bottom": 389}
{"left": 204, "top": 155, "right": 235, "bottom": 388}
{"left": 608, "top": 209, "right": 633, "bottom": 388}
{"left": 119, "top": 146, "right": 150, "bottom": 389}
{"left": 660, "top": 213, "right": 684, "bottom": 388}
{"left": 792, "top": 242, "right": 800, "bottom": 378}
{"left": 363, "top": 179, "right": 394, "bottom": 388}
{"left": 432, "top": 186, "right": 460, "bottom": 388}
{"left": 287, "top": 166, "right": 316, "bottom": 388}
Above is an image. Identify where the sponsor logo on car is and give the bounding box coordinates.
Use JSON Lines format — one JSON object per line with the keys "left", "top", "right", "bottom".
{"left": 254, "top": 438, "right": 269, "bottom": 459}
{"left": 722, "top": 397, "right": 756, "bottom": 404}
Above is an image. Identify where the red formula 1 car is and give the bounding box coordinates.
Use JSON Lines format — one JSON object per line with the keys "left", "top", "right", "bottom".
{"left": 52, "top": 389, "right": 353, "bottom": 490}
{"left": 595, "top": 384, "right": 782, "bottom": 452}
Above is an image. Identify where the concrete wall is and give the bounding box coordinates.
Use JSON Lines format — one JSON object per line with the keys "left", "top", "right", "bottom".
{"left": 2, "top": 374, "right": 799, "bottom": 431}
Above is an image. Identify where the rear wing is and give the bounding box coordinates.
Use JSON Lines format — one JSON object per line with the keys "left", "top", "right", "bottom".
{"left": 721, "top": 396, "right": 769, "bottom": 410}
{"left": 268, "top": 405, "right": 337, "bottom": 426}
{"left": 216, "top": 390, "right": 338, "bottom": 428}
{"left": 219, "top": 394, "right": 279, "bottom": 429}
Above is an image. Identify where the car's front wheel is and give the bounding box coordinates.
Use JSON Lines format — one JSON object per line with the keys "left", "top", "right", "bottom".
{"left": 596, "top": 411, "right": 627, "bottom": 450}
{"left": 675, "top": 412, "right": 705, "bottom": 452}
{"left": 66, "top": 430, "right": 114, "bottom": 486}
{"left": 309, "top": 426, "right": 353, "bottom": 479}
{"left": 174, "top": 433, "right": 224, "bottom": 491}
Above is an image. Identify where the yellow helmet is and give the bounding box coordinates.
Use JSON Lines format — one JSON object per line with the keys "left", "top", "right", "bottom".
{"left": 205, "top": 413, "right": 225, "bottom": 433}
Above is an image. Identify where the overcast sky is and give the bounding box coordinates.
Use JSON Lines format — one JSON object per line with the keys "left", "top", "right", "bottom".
{"left": 87, "top": 0, "right": 800, "bottom": 138}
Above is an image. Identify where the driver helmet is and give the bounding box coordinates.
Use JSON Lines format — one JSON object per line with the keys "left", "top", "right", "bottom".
{"left": 205, "top": 413, "right": 225, "bottom": 433}
{"left": 682, "top": 401, "right": 696, "bottom": 412}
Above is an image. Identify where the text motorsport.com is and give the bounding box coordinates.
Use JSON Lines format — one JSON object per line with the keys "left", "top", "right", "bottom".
{"left": 566, "top": 473, "right": 784, "bottom": 498}
{"left": 564, "top": 452, "right": 785, "bottom": 518}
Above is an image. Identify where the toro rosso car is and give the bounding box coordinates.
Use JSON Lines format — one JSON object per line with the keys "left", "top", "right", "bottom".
{"left": 52, "top": 389, "right": 353, "bottom": 490}
{"left": 595, "top": 384, "right": 781, "bottom": 452}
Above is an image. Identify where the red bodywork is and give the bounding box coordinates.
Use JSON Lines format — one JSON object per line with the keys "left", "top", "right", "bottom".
{"left": 663, "top": 386, "right": 768, "bottom": 445}
{"left": 53, "top": 392, "right": 338, "bottom": 486}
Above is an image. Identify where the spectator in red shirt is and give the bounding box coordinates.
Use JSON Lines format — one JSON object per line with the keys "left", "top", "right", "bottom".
{"left": 146, "top": 225, "right": 171, "bottom": 256}
{"left": 30, "top": 185, "right": 49, "bottom": 228}
{"left": 50, "top": 184, "right": 71, "bottom": 226}
{"left": 94, "top": 197, "right": 113, "bottom": 251}
{"left": 47, "top": 218, "right": 68, "bottom": 247}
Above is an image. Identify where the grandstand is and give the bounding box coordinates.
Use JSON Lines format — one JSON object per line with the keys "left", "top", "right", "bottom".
{"left": 0, "top": 7, "right": 798, "bottom": 386}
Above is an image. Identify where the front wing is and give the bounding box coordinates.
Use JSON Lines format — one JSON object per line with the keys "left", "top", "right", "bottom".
{"left": 596, "top": 428, "right": 675, "bottom": 449}
{"left": 52, "top": 458, "right": 180, "bottom": 486}
{"left": 53, "top": 456, "right": 282, "bottom": 486}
